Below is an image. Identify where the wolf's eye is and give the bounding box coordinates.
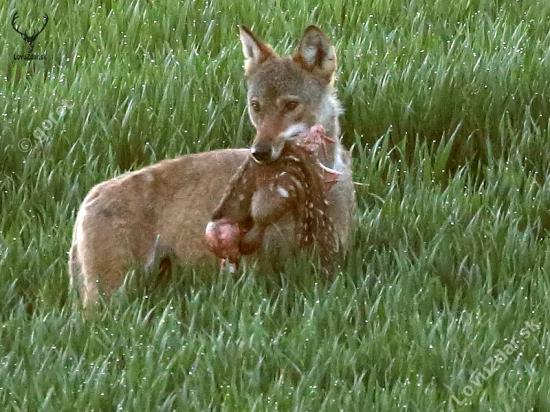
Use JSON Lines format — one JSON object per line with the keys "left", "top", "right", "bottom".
{"left": 284, "top": 101, "right": 299, "bottom": 112}
{"left": 250, "top": 100, "right": 261, "bottom": 112}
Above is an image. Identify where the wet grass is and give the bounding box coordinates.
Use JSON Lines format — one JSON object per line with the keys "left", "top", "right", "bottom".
{"left": 1, "top": 0, "right": 549, "bottom": 410}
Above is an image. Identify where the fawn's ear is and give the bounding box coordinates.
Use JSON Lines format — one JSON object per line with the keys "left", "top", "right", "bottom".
{"left": 238, "top": 25, "right": 276, "bottom": 76}
{"left": 293, "top": 26, "right": 337, "bottom": 84}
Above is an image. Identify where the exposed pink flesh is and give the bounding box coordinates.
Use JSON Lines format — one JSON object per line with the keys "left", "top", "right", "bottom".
{"left": 205, "top": 220, "right": 242, "bottom": 263}
{"left": 295, "top": 125, "right": 336, "bottom": 159}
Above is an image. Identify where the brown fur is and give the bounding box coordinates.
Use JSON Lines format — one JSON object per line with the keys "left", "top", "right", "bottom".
{"left": 212, "top": 145, "right": 336, "bottom": 269}
{"left": 207, "top": 130, "right": 337, "bottom": 271}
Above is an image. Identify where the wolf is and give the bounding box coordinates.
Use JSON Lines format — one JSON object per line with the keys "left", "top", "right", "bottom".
{"left": 68, "top": 25, "right": 356, "bottom": 308}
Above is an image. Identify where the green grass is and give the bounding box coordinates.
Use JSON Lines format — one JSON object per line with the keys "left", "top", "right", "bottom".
{"left": 1, "top": 0, "right": 550, "bottom": 410}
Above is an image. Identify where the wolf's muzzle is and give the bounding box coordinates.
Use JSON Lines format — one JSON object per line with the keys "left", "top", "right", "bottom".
{"left": 251, "top": 144, "right": 273, "bottom": 163}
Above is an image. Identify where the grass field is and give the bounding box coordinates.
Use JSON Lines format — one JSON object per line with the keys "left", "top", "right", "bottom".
{"left": 1, "top": 0, "right": 550, "bottom": 410}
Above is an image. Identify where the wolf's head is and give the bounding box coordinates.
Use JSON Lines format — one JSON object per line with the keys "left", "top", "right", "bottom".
{"left": 239, "top": 25, "right": 341, "bottom": 164}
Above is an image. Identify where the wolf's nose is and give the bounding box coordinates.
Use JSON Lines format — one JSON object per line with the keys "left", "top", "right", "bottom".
{"left": 251, "top": 145, "right": 272, "bottom": 163}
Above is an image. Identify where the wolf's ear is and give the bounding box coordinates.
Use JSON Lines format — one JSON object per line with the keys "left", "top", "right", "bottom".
{"left": 239, "top": 25, "right": 276, "bottom": 75}
{"left": 293, "top": 26, "right": 337, "bottom": 84}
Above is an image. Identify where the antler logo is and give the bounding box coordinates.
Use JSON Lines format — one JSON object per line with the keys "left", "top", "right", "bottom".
{"left": 12, "top": 11, "right": 48, "bottom": 60}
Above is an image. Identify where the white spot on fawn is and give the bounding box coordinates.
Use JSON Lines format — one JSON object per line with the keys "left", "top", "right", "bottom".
{"left": 277, "top": 186, "right": 289, "bottom": 198}
{"left": 290, "top": 176, "right": 303, "bottom": 190}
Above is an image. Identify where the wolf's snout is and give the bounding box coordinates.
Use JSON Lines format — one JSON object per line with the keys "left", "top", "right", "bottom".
{"left": 251, "top": 144, "right": 272, "bottom": 163}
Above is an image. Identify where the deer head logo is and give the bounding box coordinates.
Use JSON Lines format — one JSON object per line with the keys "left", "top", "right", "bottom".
{"left": 11, "top": 11, "right": 49, "bottom": 55}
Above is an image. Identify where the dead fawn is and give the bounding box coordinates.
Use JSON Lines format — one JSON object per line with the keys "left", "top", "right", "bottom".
{"left": 205, "top": 124, "right": 340, "bottom": 273}
{"left": 69, "top": 25, "right": 356, "bottom": 308}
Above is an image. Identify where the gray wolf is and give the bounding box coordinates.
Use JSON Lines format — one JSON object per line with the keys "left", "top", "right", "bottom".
{"left": 69, "top": 25, "right": 356, "bottom": 309}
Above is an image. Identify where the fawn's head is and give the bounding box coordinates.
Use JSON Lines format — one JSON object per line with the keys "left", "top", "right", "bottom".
{"left": 239, "top": 25, "right": 341, "bottom": 164}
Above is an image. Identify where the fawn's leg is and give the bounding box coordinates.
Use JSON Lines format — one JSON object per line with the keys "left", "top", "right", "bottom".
{"left": 240, "top": 179, "right": 301, "bottom": 254}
